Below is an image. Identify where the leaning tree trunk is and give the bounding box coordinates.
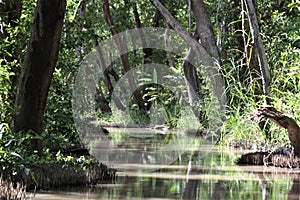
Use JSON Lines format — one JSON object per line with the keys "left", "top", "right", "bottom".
{"left": 243, "top": 0, "right": 271, "bottom": 105}
{"left": 13, "top": 0, "right": 66, "bottom": 153}
{"left": 241, "top": 0, "right": 262, "bottom": 95}
{"left": 151, "top": 0, "right": 226, "bottom": 111}
{"left": 183, "top": 0, "right": 220, "bottom": 107}
{"left": 102, "top": 0, "right": 146, "bottom": 111}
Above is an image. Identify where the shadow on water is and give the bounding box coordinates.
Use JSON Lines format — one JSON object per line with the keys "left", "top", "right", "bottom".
{"left": 33, "top": 129, "right": 300, "bottom": 199}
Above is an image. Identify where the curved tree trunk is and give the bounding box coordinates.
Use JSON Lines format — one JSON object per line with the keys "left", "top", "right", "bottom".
{"left": 250, "top": 107, "right": 300, "bottom": 157}
{"left": 13, "top": 0, "right": 66, "bottom": 153}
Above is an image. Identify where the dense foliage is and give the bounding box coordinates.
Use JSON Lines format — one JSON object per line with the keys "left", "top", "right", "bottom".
{"left": 0, "top": 0, "right": 299, "bottom": 185}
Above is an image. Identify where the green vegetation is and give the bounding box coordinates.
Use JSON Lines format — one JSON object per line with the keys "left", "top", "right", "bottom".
{"left": 0, "top": 0, "right": 299, "bottom": 197}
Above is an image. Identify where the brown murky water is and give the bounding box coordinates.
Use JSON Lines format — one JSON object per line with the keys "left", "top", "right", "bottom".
{"left": 32, "top": 129, "right": 300, "bottom": 199}
{"left": 32, "top": 165, "right": 300, "bottom": 199}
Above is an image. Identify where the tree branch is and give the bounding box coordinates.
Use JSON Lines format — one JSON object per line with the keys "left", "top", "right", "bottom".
{"left": 150, "top": 0, "right": 226, "bottom": 110}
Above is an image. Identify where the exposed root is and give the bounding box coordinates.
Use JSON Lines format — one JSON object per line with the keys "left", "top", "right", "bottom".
{"left": 238, "top": 106, "right": 300, "bottom": 168}
{"left": 249, "top": 106, "right": 300, "bottom": 157}
{"left": 0, "top": 177, "right": 26, "bottom": 200}
{"left": 24, "top": 161, "right": 116, "bottom": 189}
{"left": 237, "top": 148, "right": 300, "bottom": 168}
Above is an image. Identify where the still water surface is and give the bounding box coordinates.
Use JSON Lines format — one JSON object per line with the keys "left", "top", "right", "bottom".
{"left": 33, "top": 156, "right": 300, "bottom": 199}
{"left": 33, "top": 129, "right": 300, "bottom": 199}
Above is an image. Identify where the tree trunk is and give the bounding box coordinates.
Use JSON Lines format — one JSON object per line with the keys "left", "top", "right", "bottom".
{"left": 241, "top": 0, "right": 262, "bottom": 97}
{"left": 4, "top": 0, "right": 22, "bottom": 27}
{"left": 187, "top": 0, "right": 221, "bottom": 108}
{"left": 74, "top": 0, "right": 86, "bottom": 61}
{"left": 152, "top": 0, "right": 165, "bottom": 27}
{"left": 150, "top": 0, "right": 226, "bottom": 111}
{"left": 243, "top": 0, "right": 271, "bottom": 104}
{"left": 132, "top": 3, "right": 152, "bottom": 62}
{"left": 183, "top": 48, "right": 202, "bottom": 107}
{"left": 164, "top": 23, "right": 176, "bottom": 69}
{"left": 250, "top": 107, "right": 300, "bottom": 157}
{"left": 13, "top": 0, "right": 66, "bottom": 153}
{"left": 192, "top": 0, "right": 221, "bottom": 66}
{"left": 94, "top": 40, "right": 125, "bottom": 111}
{"left": 102, "top": 0, "right": 146, "bottom": 111}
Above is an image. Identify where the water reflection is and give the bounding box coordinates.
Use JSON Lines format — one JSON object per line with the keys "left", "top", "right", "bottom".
{"left": 34, "top": 129, "right": 300, "bottom": 199}
{"left": 34, "top": 159, "right": 300, "bottom": 199}
{"left": 88, "top": 128, "right": 202, "bottom": 172}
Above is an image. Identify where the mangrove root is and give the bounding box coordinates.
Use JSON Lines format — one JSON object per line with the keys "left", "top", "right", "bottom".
{"left": 238, "top": 107, "right": 300, "bottom": 167}
{"left": 237, "top": 149, "right": 300, "bottom": 168}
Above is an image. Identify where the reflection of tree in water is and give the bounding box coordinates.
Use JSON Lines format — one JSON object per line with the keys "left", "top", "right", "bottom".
{"left": 181, "top": 169, "right": 300, "bottom": 199}
{"left": 181, "top": 151, "right": 300, "bottom": 199}
{"left": 112, "top": 130, "right": 174, "bottom": 152}
{"left": 118, "top": 176, "right": 183, "bottom": 199}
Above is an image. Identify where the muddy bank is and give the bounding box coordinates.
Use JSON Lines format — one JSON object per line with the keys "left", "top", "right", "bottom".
{"left": 22, "top": 161, "right": 116, "bottom": 189}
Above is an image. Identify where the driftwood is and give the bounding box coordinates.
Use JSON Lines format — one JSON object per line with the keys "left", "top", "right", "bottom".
{"left": 238, "top": 106, "right": 300, "bottom": 167}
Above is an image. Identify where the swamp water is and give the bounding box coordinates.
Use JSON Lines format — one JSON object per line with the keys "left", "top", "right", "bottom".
{"left": 33, "top": 128, "right": 300, "bottom": 199}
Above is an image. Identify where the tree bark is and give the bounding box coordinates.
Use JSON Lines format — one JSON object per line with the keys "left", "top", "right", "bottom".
{"left": 94, "top": 40, "right": 125, "bottom": 111}
{"left": 4, "top": 0, "right": 22, "bottom": 27}
{"left": 164, "top": 23, "right": 176, "bottom": 69}
{"left": 183, "top": 48, "right": 201, "bottom": 107}
{"left": 241, "top": 0, "right": 262, "bottom": 97}
{"left": 243, "top": 0, "right": 271, "bottom": 104}
{"left": 250, "top": 107, "right": 300, "bottom": 157}
{"left": 150, "top": 0, "right": 226, "bottom": 111}
{"left": 152, "top": 0, "right": 165, "bottom": 27}
{"left": 186, "top": 0, "right": 221, "bottom": 107}
{"left": 74, "top": 0, "right": 86, "bottom": 61}
{"left": 192, "top": 0, "right": 221, "bottom": 66}
{"left": 132, "top": 3, "right": 152, "bottom": 62}
{"left": 102, "top": 0, "right": 146, "bottom": 111}
{"left": 13, "top": 0, "right": 66, "bottom": 152}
